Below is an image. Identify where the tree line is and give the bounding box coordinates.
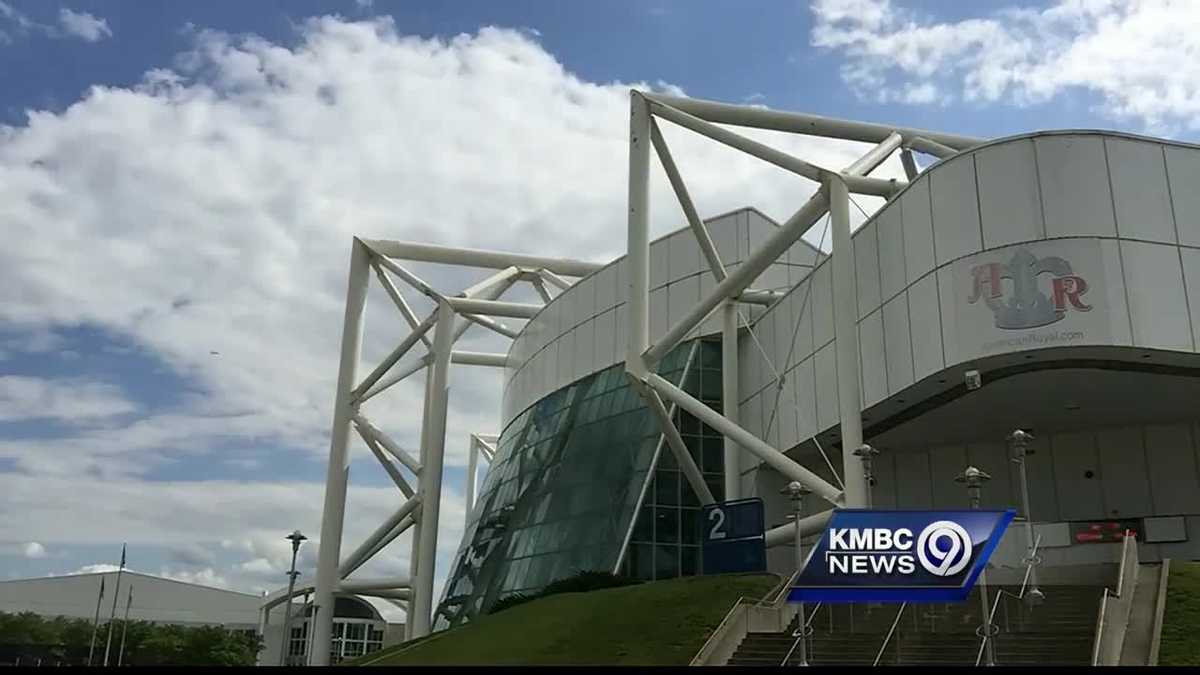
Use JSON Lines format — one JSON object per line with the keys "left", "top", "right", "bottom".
{"left": 0, "top": 611, "right": 262, "bottom": 666}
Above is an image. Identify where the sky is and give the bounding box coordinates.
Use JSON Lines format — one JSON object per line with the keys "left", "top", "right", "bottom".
{"left": 4, "top": 0, "right": 1200, "bottom": 620}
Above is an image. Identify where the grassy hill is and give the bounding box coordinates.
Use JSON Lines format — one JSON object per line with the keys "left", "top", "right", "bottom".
{"left": 1160, "top": 561, "right": 1200, "bottom": 666}
{"left": 355, "top": 573, "right": 779, "bottom": 666}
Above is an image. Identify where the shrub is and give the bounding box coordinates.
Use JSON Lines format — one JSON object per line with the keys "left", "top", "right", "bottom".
{"left": 486, "top": 570, "right": 641, "bottom": 616}
{"left": 487, "top": 593, "right": 533, "bottom": 615}
{"left": 539, "top": 570, "right": 641, "bottom": 597}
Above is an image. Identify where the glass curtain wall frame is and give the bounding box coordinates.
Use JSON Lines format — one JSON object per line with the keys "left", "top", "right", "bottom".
{"left": 434, "top": 338, "right": 722, "bottom": 629}
{"left": 619, "top": 339, "right": 724, "bottom": 582}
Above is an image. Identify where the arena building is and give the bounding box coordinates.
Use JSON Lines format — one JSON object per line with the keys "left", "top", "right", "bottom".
{"left": 306, "top": 93, "right": 1200, "bottom": 658}
{"left": 0, "top": 571, "right": 403, "bottom": 666}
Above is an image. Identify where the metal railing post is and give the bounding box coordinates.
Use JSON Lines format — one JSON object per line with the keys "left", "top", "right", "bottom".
{"left": 780, "top": 481, "right": 812, "bottom": 666}
{"left": 957, "top": 466, "right": 997, "bottom": 667}
{"left": 1008, "top": 429, "right": 1045, "bottom": 606}
{"left": 853, "top": 444, "right": 879, "bottom": 509}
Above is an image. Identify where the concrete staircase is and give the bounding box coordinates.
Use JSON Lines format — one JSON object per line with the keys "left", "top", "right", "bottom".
{"left": 726, "top": 585, "right": 1104, "bottom": 666}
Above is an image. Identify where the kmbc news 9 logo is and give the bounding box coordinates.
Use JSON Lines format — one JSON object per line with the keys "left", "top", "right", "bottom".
{"left": 789, "top": 509, "right": 1015, "bottom": 603}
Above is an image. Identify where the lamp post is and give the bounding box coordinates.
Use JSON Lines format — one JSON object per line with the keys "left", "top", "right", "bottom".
{"left": 852, "top": 444, "right": 880, "bottom": 508}
{"left": 956, "top": 466, "right": 996, "bottom": 666}
{"left": 1007, "top": 429, "right": 1044, "bottom": 607}
{"left": 280, "top": 530, "right": 307, "bottom": 666}
{"left": 781, "top": 480, "right": 812, "bottom": 667}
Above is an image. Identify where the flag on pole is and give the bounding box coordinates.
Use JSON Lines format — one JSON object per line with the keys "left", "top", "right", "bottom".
{"left": 87, "top": 576, "right": 105, "bottom": 666}
{"left": 103, "top": 543, "right": 127, "bottom": 666}
{"left": 118, "top": 585, "right": 133, "bottom": 667}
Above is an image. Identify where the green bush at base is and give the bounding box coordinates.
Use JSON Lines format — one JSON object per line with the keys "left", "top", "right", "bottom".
{"left": 488, "top": 570, "right": 641, "bottom": 616}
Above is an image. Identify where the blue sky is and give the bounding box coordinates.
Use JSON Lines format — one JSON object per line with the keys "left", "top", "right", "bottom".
{"left": 2, "top": 0, "right": 1198, "bottom": 610}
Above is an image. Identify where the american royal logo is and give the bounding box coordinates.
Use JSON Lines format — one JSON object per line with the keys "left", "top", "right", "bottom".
{"left": 968, "top": 248, "right": 1092, "bottom": 330}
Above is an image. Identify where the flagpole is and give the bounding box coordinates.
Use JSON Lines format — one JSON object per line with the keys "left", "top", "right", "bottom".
{"left": 117, "top": 585, "right": 133, "bottom": 667}
{"left": 87, "top": 576, "right": 105, "bottom": 666}
{"left": 102, "top": 543, "right": 127, "bottom": 666}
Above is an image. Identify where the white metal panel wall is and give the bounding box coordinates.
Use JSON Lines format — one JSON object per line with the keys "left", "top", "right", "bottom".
{"left": 1037, "top": 135, "right": 1118, "bottom": 238}
{"left": 882, "top": 293, "right": 914, "bottom": 395}
{"left": 1166, "top": 145, "right": 1200, "bottom": 248}
{"left": 500, "top": 208, "right": 796, "bottom": 428}
{"left": 1108, "top": 138, "right": 1177, "bottom": 244}
{"left": 893, "top": 449, "right": 932, "bottom": 508}
{"left": 1122, "top": 240, "right": 1194, "bottom": 351}
{"left": 1145, "top": 423, "right": 1200, "bottom": 515}
{"left": 976, "top": 138, "right": 1043, "bottom": 248}
{"left": 929, "top": 444, "right": 969, "bottom": 509}
{"left": 731, "top": 132, "right": 1200, "bottom": 466}
{"left": 929, "top": 154, "right": 983, "bottom": 266}
{"left": 1096, "top": 426, "right": 1153, "bottom": 518}
{"left": 859, "top": 311, "right": 886, "bottom": 407}
{"left": 907, "top": 274, "right": 944, "bottom": 381}
{"left": 858, "top": 421, "right": 1200, "bottom": 531}
{"left": 876, "top": 205, "right": 907, "bottom": 301}
{"left": 854, "top": 220, "right": 881, "bottom": 318}
{"left": 900, "top": 179, "right": 935, "bottom": 284}
{"left": 1050, "top": 431, "right": 1104, "bottom": 521}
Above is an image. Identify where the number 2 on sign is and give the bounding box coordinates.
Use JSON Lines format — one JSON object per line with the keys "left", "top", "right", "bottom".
{"left": 708, "top": 508, "right": 727, "bottom": 540}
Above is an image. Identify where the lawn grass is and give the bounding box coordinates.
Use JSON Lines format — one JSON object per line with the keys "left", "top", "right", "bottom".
{"left": 354, "top": 572, "right": 779, "bottom": 666}
{"left": 1160, "top": 561, "right": 1200, "bottom": 666}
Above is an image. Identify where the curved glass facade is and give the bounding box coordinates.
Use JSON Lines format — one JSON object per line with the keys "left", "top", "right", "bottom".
{"left": 436, "top": 339, "right": 725, "bottom": 629}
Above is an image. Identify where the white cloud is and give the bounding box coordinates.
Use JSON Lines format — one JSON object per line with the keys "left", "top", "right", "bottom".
{"left": 72, "top": 563, "right": 121, "bottom": 574}
{"left": 161, "top": 566, "right": 229, "bottom": 589}
{"left": 0, "top": 471, "right": 466, "bottom": 595}
{"left": 168, "top": 542, "right": 216, "bottom": 567}
{"left": 811, "top": 0, "right": 1200, "bottom": 132}
{"left": 0, "top": 17, "right": 895, "bottom": 597}
{"left": 0, "top": 541, "right": 47, "bottom": 558}
{"left": 0, "top": 3, "right": 112, "bottom": 44}
{"left": 58, "top": 8, "right": 112, "bottom": 42}
{"left": 0, "top": 375, "right": 137, "bottom": 422}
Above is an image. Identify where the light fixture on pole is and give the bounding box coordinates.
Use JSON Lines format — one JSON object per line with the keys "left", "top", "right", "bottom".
{"left": 956, "top": 466, "right": 996, "bottom": 667}
{"left": 780, "top": 480, "right": 812, "bottom": 667}
{"left": 852, "top": 444, "right": 880, "bottom": 509}
{"left": 280, "top": 530, "right": 307, "bottom": 666}
{"left": 1007, "top": 429, "right": 1044, "bottom": 607}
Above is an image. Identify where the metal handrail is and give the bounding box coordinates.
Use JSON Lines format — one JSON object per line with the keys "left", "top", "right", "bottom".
{"left": 805, "top": 602, "right": 823, "bottom": 629}
{"left": 764, "top": 568, "right": 802, "bottom": 607}
{"left": 873, "top": 602, "right": 908, "bottom": 666}
{"left": 778, "top": 600, "right": 823, "bottom": 666}
{"left": 974, "top": 533, "right": 1043, "bottom": 666}
{"left": 1091, "top": 590, "right": 1111, "bottom": 666}
{"left": 1091, "top": 532, "right": 1137, "bottom": 666}
{"left": 691, "top": 570, "right": 797, "bottom": 665}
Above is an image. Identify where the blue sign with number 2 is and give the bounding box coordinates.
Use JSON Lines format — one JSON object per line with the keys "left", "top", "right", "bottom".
{"left": 701, "top": 498, "right": 767, "bottom": 575}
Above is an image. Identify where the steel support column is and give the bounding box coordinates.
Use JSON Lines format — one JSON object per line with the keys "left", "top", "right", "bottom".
{"left": 466, "top": 436, "right": 479, "bottom": 516}
{"left": 721, "top": 301, "right": 740, "bottom": 501}
{"left": 310, "top": 238, "right": 371, "bottom": 666}
{"left": 828, "top": 177, "right": 869, "bottom": 508}
{"left": 409, "top": 299, "right": 455, "bottom": 638}
{"left": 627, "top": 91, "right": 652, "bottom": 377}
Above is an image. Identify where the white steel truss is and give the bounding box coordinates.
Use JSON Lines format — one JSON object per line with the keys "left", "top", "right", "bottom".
{"left": 622, "top": 91, "right": 981, "bottom": 536}
{"left": 308, "top": 92, "right": 982, "bottom": 662}
{"left": 307, "top": 237, "right": 600, "bottom": 664}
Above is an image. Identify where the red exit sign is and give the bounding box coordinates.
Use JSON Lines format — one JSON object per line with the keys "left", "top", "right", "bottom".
{"left": 1070, "top": 519, "right": 1142, "bottom": 544}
